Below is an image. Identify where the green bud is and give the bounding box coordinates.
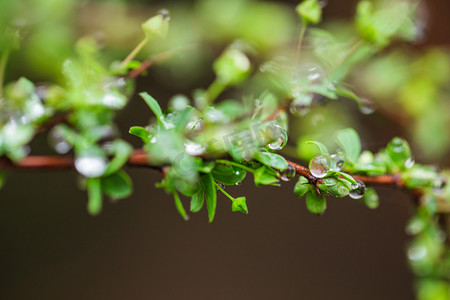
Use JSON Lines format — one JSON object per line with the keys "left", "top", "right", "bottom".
{"left": 386, "top": 137, "right": 412, "bottom": 171}
{"left": 232, "top": 197, "right": 248, "bottom": 214}
{"left": 213, "top": 48, "right": 251, "bottom": 86}
{"left": 296, "top": 0, "right": 322, "bottom": 25}
{"left": 142, "top": 14, "right": 169, "bottom": 41}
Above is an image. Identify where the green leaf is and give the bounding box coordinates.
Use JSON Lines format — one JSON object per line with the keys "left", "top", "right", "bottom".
{"left": 190, "top": 189, "right": 205, "bottom": 212}
{"left": 213, "top": 48, "right": 251, "bottom": 86}
{"left": 140, "top": 92, "right": 163, "bottom": 122}
{"left": 105, "top": 140, "right": 133, "bottom": 175}
{"left": 200, "top": 174, "right": 217, "bottom": 222}
{"left": 142, "top": 14, "right": 169, "bottom": 41}
{"left": 101, "top": 171, "right": 133, "bottom": 200}
{"left": 335, "top": 128, "right": 361, "bottom": 163}
{"left": 173, "top": 191, "right": 188, "bottom": 221}
{"left": 327, "top": 170, "right": 357, "bottom": 185}
{"left": 294, "top": 176, "right": 310, "bottom": 197}
{"left": 254, "top": 151, "right": 288, "bottom": 171}
{"left": 211, "top": 163, "right": 246, "bottom": 185}
{"left": 232, "top": 197, "right": 248, "bottom": 214}
{"left": 386, "top": 137, "right": 412, "bottom": 171}
{"left": 0, "top": 171, "right": 6, "bottom": 189}
{"left": 361, "top": 187, "right": 379, "bottom": 209}
{"left": 254, "top": 166, "right": 280, "bottom": 187}
{"left": 129, "top": 126, "right": 151, "bottom": 143}
{"left": 305, "top": 141, "right": 329, "bottom": 154}
{"left": 326, "top": 180, "right": 350, "bottom": 198}
{"left": 87, "top": 178, "right": 102, "bottom": 215}
{"left": 305, "top": 191, "right": 327, "bottom": 214}
{"left": 296, "top": 0, "right": 322, "bottom": 24}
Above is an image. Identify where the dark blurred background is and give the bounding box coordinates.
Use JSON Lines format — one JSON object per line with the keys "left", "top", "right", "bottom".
{"left": 1, "top": 0, "right": 449, "bottom": 299}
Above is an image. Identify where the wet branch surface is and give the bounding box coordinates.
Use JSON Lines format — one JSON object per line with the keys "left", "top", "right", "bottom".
{"left": 0, "top": 151, "right": 407, "bottom": 189}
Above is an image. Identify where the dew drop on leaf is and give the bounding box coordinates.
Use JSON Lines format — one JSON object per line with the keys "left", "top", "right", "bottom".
{"left": 359, "top": 98, "right": 376, "bottom": 115}
{"left": 349, "top": 180, "right": 366, "bottom": 199}
{"left": 281, "top": 164, "right": 296, "bottom": 181}
{"left": 184, "top": 140, "right": 205, "bottom": 156}
{"left": 75, "top": 155, "right": 107, "bottom": 178}
{"left": 309, "top": 154, "right": 332, "bottom": 178}
{"left": 404, "top": 157, "right": 415, "bottom": 169}
{"left": 330, "top": 154, "right": 345, "bottom": 171}
{"left": 49, "top": 127, "right": 71, "bottom": 154}
{"left": 267, "top": 124, "right": 288, "bottom": 150}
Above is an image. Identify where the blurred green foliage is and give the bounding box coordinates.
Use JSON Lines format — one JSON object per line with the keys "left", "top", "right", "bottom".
{"left": 0, "top": 0, "right": 450, "bottom": 299}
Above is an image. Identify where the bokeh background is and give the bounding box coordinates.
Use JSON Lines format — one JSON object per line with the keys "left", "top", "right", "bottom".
{"left": 1, "top": 0, "right": 449, "bottom": 299}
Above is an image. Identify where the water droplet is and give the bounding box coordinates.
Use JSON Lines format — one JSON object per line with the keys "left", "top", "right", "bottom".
{"left": 184, "top": 140, "right": 205, "bottom": 156}
{"left": 205, "top": 107, "right": 228, "bottom": 123}
{"left": 235, "top": 181, "right": 242, "bottom": 186}
{"left": 169, "top": 94, "right": 190, "bottom": 111}
{"left": 349, "top": 180, "right": 366, "bottom": 199}
{"left": 75, "top": 155, "right": 107, "bottom": 178}
{"left": 281, "top": 164, "right": 296, "bottom": 181}
{"left": 359, "top": 98, "right": 376, "bottom": 115}
{"left": 319, "top": 0, "right": 328, "bottom": 8}
{"left": 49, "top": 127, "right": 72, "bottom": 154}
{"left": 330, "top": 154, "right": 345, "bottom": 171}
{"left": 408, "top": 245, "right": 427, "bottom": 262}
{"left": 267, "top": 124, "right": 288, "bottom": 150}
{"left": 404, "top": 157, "right": 415, "bottom": 169}
{"left": 158, "top": 9, "right": 171, "bottom": 21}
{"left": 309, "top": 154, "right": 332, "bottom": 178}
{"left": 102, "top": 92, "right": 126, "bottom": 109}
{"left": 290, "top": 94, "right": 313, "bottom": 117}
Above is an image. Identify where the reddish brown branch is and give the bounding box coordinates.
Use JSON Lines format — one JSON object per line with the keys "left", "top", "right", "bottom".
{"left": 0, "top": 150, "right": 154, "bottom": 171}
{"left": 265, "top": 100, "right": 291, "bottom": 121}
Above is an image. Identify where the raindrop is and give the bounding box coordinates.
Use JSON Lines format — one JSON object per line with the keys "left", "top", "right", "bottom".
{"left": 309, "top": 154, "right": 332, "bottom": 178}
{"left": 75, "top": 155, "right": 107, "bottom": 178}
{"left": 404, "top": 157, "right": 415, "bottom": 169}
{"left": 169, "top": 94, "right": 190, "bottom": 111}
{"left": 290, "top": 94, "right": 313, "bottom": 117}
{"left": 281, "top": 164, "right": 296, "bottom": 181}
{"left": 102, "top": 92, "right": 126, "bottom": 109}
{"left": 319, "top": 0, "right": 328, "bottom": 8}
{"left": 267, "top": 124, "right": 288, "bottom": 150}
{"left": 49, "top": 127, "right": 72, "bottom": 154}
{"left": 408, "top": 245, "right": 427, "bottom": 262}
{"left": 349, "top": 180, "right": 366, "bottom": 199}
{"left": 330, "top": 154, "right": 344, "bottom": 171}
{"left": 359, "top": 98, "right": 376, "bottom": 115}
{"left": 184, "top": 140, "right": 205, "bottom": 156}
{"left": 158, "top": 9, "right": 171, "bottom": 21}
{"left": 235, "top": 181, "right": 243, "bottom": 186}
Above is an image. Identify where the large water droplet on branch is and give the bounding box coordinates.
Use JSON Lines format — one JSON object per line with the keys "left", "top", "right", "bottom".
{"left": 267, "top": 124, "right": 287, "bottom": 150}
{"left": 75, "top": 155, "right": 107, "bottom": 178}
{"left": 280, "top": 164, "right": 296, "bottom": 181}
{"left": 309, "top": 154, "right": 332, "bottom": 178}
{"left": 349, "top": 180, "right": 366, "bottom": 199}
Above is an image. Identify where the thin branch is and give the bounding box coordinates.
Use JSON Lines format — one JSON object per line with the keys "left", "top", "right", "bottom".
{"left": 0, "top": 150, "right": 157, "bottom": 171}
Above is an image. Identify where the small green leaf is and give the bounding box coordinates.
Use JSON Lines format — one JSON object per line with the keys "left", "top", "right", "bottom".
{"left": 190, "top": 189, "right": 205, "bottom": 212}
{"left": 140, "top": 92, "right": 163, "bottom": 122}
{"left": 294, "top": 176, "right": 310, "bottom": 197}
{"left": 87, "top": 178, "right": 102, "bottom": 215}
{"left": 200, "top": 174, "right": 217, "bottom": 222}
{"left": 296, "top": 0, "right": 322, "bottom": 24}
{"left": 254, "top": 166, "right": 280, "bottom": 187}
{"left": 105, "top": 140, "right": 133, "bottom": 175}
{"left": 173, "top": 191, "right": 188, "bottom": 221}
{"left": 211, "top": 163, "right": 246, "bottom": 185}
{"left": 129, "top": 126, "right": 151, "bottom": 143}
{"left": 101, "top": 171, "right": 133, "bottom": 200}
{"left": 327, "top": 170, "right": 357, "bottom": 185}
{"left": 213, "top": 48, "right": 251, "bottom": 86}
{"left": 335, "top": 128, "right": 361, "bottom": 163}
{"left": 361, "top": 187, "right": 379, "bottom": 209}
{"left": 386, "top": 137, "right": 412, "bottom": 171}
{"left": 142, "top": 14, "right": 169, "bottom": 41}
{"left": 255, "top": 151, "right": 288, "bottom": 171}
{"left": 305, "top": 141, "right": 329, "bottom": 154}
{"left": 327, "top": 181, "right": 350, "bottom": 198}
{"left": 232, "top": 197, "right": 248, "bottom": 214}
{"left": 305, "top": 191, "right": 327, "bottom": 214}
